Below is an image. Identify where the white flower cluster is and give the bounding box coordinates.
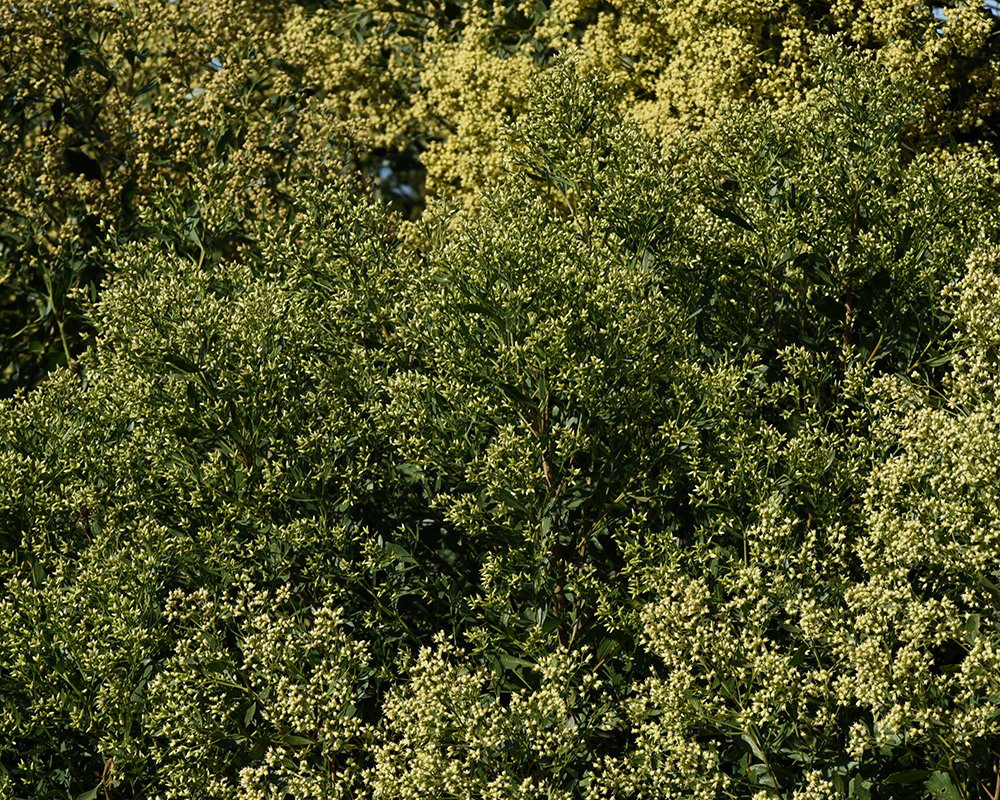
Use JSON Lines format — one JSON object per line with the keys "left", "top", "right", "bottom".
{"left": 372, "top": 636, "right": 610, "bottom": 800}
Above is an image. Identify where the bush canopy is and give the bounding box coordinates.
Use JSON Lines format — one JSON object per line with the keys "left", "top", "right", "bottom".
{"left": 3, "top": 3, "right": 1000, "bottom": 799}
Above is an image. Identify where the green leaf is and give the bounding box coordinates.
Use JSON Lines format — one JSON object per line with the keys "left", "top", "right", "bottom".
{"left": 494, "top": 487, "right": 527, "bottom": 514}
{"left": 848, "top": 775, "right": 873, "bottom": 799}
{"left": 493, "top": 380, "right": 533, "bottom": 407}
{"left": 976, "top": 574, "right": 1000, "bottom": 604}
{"left": 498, "top": 653, "right": 534, "bottom": 670}
{"left": 81, "top": 54, "right": 110, "bottom": 78}
{"left": 963, "top": 614, "right": 981, "bottom": 646}
{"left": 385, "top": 543, "right": 417, "bottom": 564}
{"left": 596, "top": 636, "right": 618, "bottom": 662}
{"left": 708, "top": 205, "right": 755, "bottom": 233}
{"left": 884, "top": 769, "right": 930, "bottom": 784}
{"left": 164, "top": 353, "right": 200, "bottom": 375}
{"left": 924, "top": 771, "right": 960, "bottom": 800}
{"left": 64, "top": 48, "right": 82, "bottom": 76}
{"left": 282, "top": 735, "right": 316, "bottom": 747}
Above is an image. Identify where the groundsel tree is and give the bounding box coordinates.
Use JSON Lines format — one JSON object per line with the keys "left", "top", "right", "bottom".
{"left": 2, "top": 47, "right": 1000, "bottom": 800}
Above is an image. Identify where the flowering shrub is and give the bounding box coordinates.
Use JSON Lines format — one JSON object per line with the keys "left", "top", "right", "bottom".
{"left": 0, "top": 0, "right": 351, "bottom": 393}
{"left": 6, "top": 0, "right": 1000, "bottom": 393}
{"left": 2, "top": 25, "right": 1000, "bottom": 800}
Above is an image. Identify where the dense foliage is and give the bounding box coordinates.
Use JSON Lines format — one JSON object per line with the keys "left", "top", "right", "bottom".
{"left": 5, "top": 0, "right": 1000, "bottom": 392}
{"left": 4, "top": 4, "right": 1000, "bottom": 800}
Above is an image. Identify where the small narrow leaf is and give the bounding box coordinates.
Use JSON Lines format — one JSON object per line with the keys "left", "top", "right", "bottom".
{"left": 708, "top": 205, "right": 755, "bottom": 232}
